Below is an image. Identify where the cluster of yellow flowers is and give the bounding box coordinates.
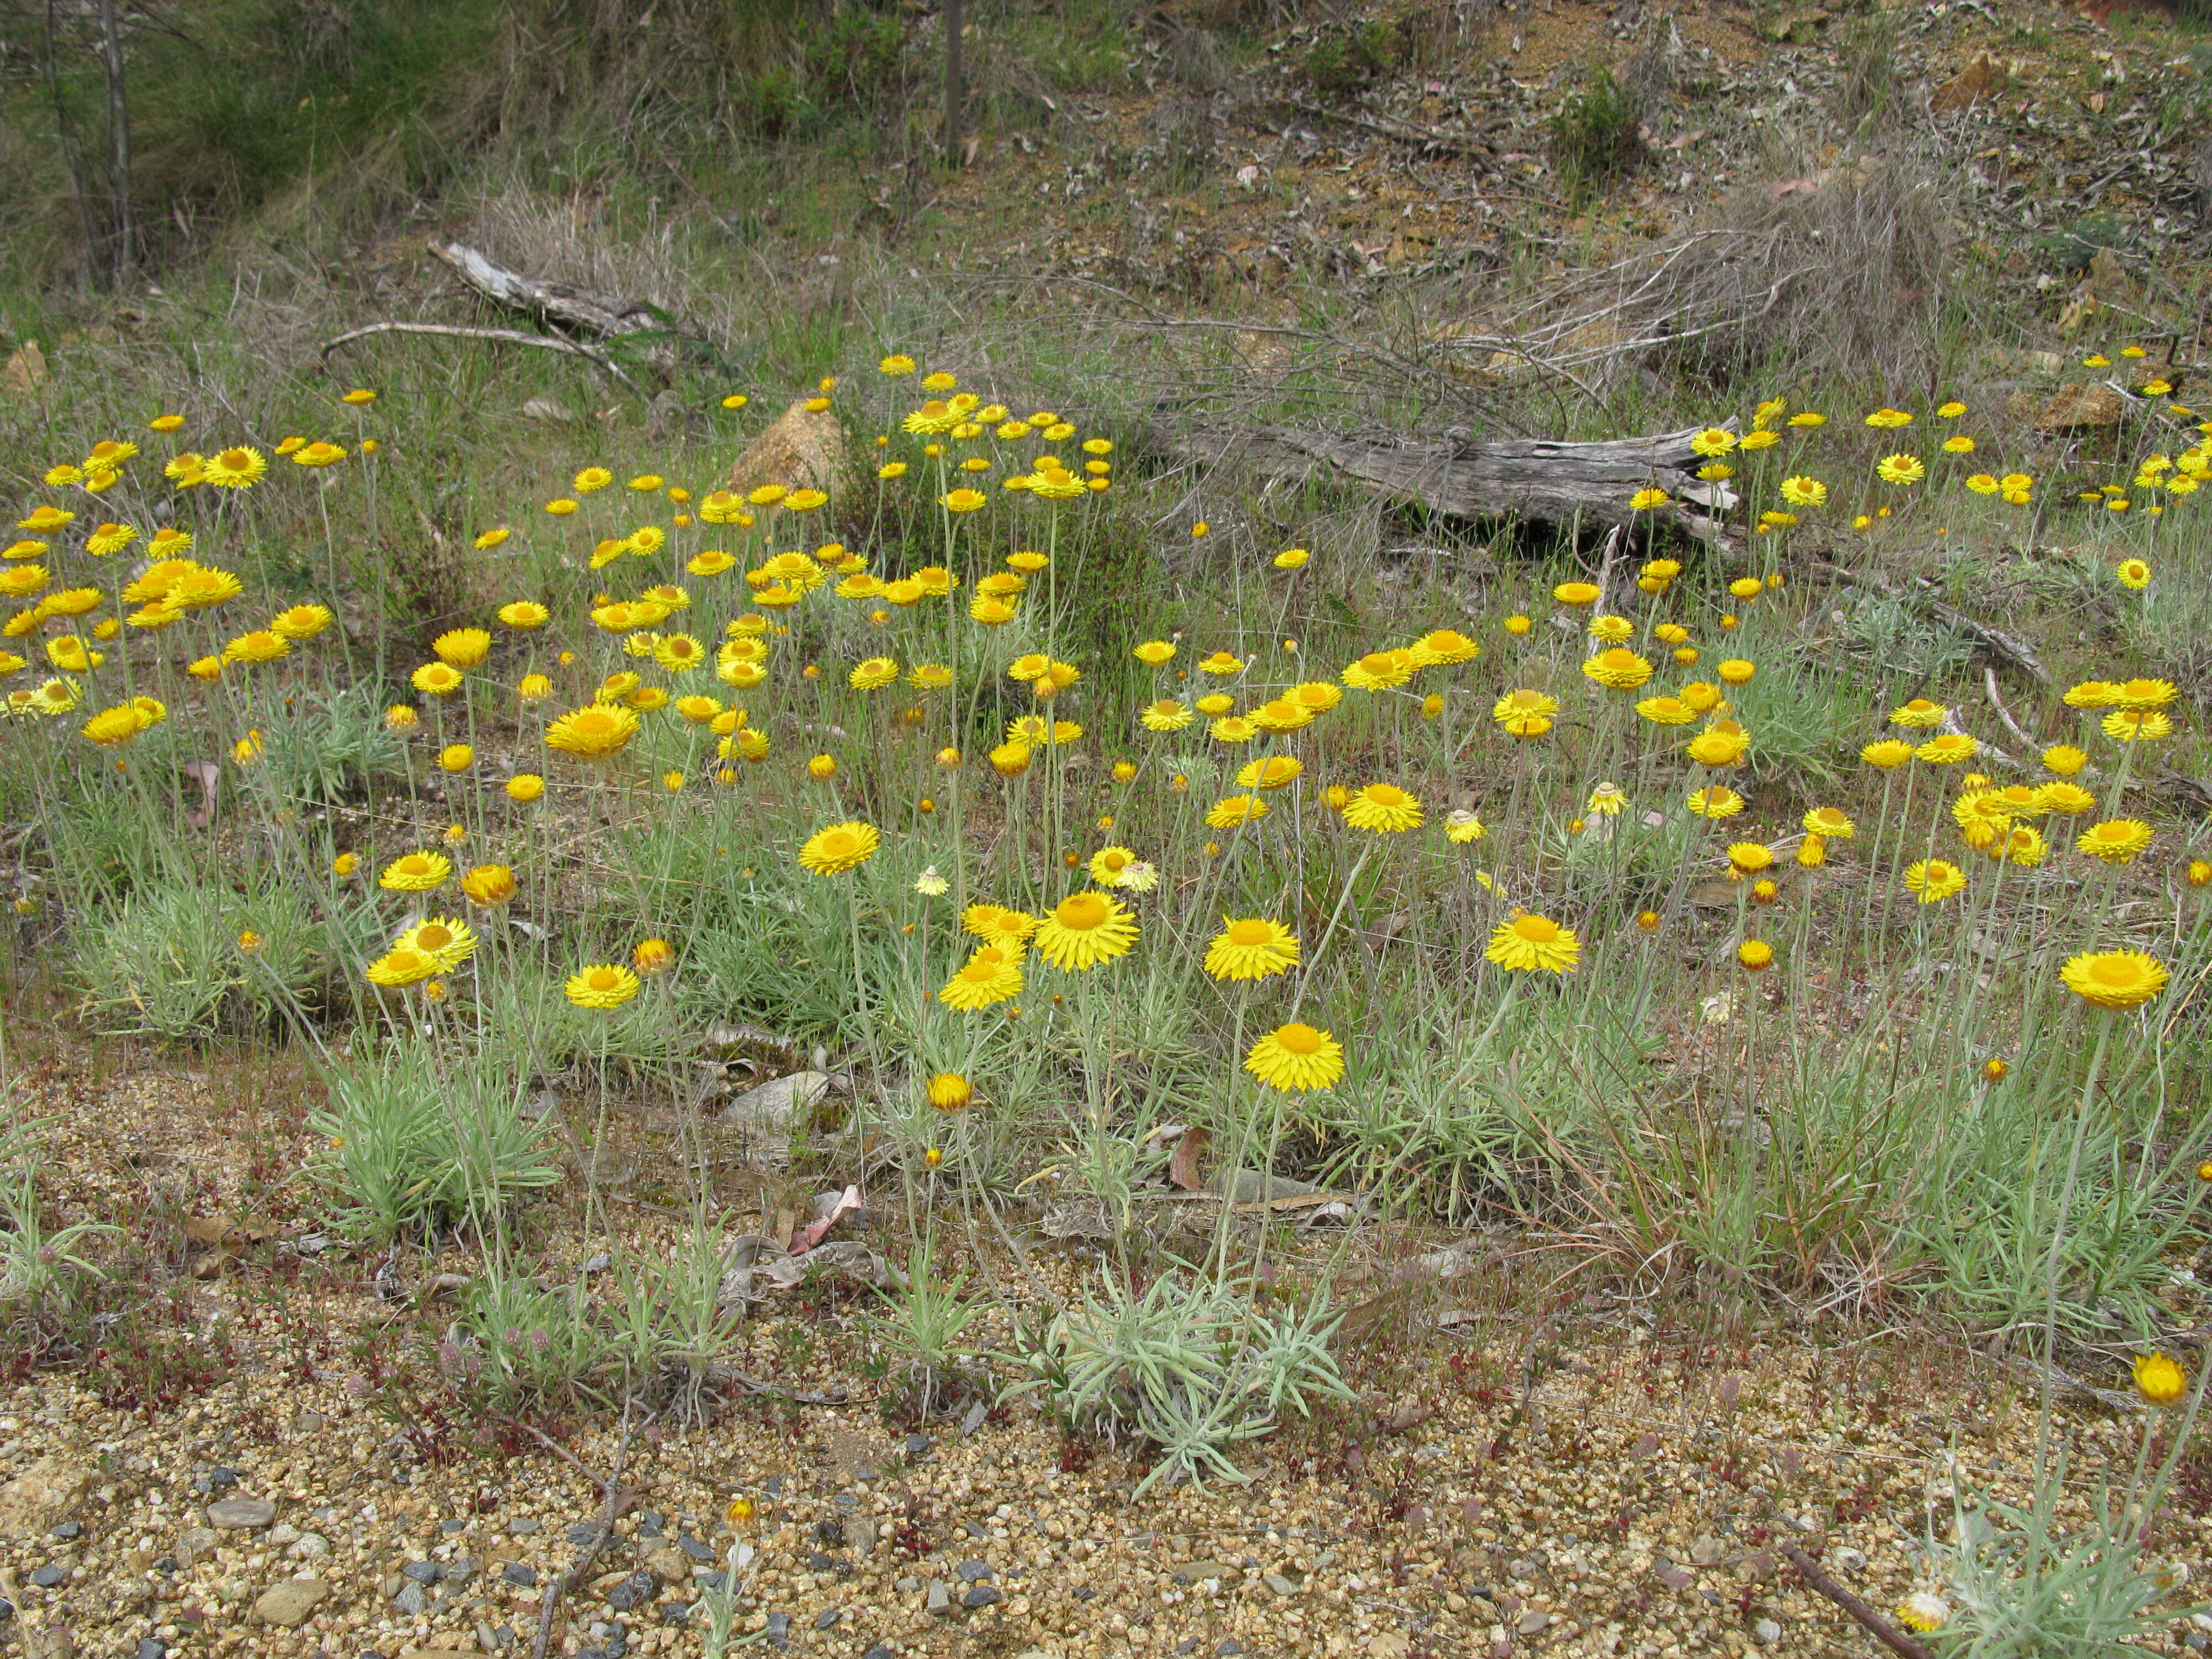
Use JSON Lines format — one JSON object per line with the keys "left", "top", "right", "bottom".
{"left": 1621, "top": 378, "right": 2204, "bottom": 555}
{"left": 9, "top": 352, "right": 2199, "bottom": 1140}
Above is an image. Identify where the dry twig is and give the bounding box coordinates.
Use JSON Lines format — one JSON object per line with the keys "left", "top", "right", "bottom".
{"left": 1778, "top": 1542, "right": 1937, "bottom": 1659}
{"left": 532, "top": 1399, "right": 636, "bottom": 1659}
{"left": 1802, "top": 559, "right": 2051, "bottom": 688}
{"left": 321, "top": 322, "right": 640, "bottom": 394}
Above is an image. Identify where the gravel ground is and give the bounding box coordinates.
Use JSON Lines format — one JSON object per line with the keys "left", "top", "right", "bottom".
{"left": 2, "top": 1041, "right": 2208, "bottom": 1659}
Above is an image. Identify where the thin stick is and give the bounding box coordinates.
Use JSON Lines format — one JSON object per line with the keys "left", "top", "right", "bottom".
{"left": 320, "top": 322, "right": 641, "bottom": 394}
{"left": 532, "top": 1398, "right": 635, "bottom": 1659}
{"left": 1983, "top": 664, "right": 2038, "bottom": 752}
{"left": 1777, "top": 1542, "right": 1937, "bottom": 1659}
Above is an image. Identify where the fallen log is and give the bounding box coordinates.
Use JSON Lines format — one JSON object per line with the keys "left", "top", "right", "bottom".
{"left": 429, "top": 241, "right": 672, "bottom": 340}
{"left": 1168, "top": 420, "right": 1736, "bottom": 533}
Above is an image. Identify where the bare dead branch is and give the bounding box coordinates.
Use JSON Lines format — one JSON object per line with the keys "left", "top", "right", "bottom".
{"left": 532, "top": 1399, "right": 635, "bottom": 1659}
{"left": 320, "top": 322, "right": 640, "bottom": 394}
{"left": 1804, "top": 559, "right": 2051, "bottom": 688}
{"left": 1778, "top": 1542, "right": 1938, "bottom": 1659}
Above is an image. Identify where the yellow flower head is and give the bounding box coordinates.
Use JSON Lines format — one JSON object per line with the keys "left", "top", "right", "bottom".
{"left": 1034, "top": 890, "right": 1139, "bottom": 972}
{"left": 2062, "top": 949, "right": 2168, "bottom": 1009}
{"left": 1486, "top": 913, "right": 1580, "bottom": 973}
{"left": 1204, "top": 918, "right": 1301, "bottom": 982}
{"left": 1245, "top": 1023, "right": 1345, "bottom": 1092}
{"left": 797, "top": 821, "right": 881, "bottom": 877}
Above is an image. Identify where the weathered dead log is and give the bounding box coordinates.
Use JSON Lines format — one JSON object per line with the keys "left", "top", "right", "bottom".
{"left": 1168, "top": 420, "right": 1734, "bottom": 532}
{"left": 429, "top": 241, "right": 671, "bottom": 340}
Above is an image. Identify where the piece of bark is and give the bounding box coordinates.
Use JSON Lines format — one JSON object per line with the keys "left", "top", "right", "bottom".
{"left": 1166, "top": 420, "right": 1725, "bottom": 529}
{"left": 430, "top": 241, "right": 670, "bottom": 339}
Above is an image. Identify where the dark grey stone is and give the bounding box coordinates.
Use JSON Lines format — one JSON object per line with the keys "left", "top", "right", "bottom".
{"left": 762, "top": 1475, "right": 784, "bottom": 1498}
{"left": 508, "top": 1517, "right": 540, "bottom": 1535}
{"left": 502, "top": 1563, "right": 538, "bottom": 1588}
{"left": 134, "top": 1644, "right": 166, "bottom": 1659}
{"left": 393, "top": 1581, "right": 427, "bottom": 1616}
{"left": 440, "top": 1519, "right": 467, "bottom": 1534}
{"left": 814, "top": 1519, "right": 844, "bottom": 1546}
{"left": 764, "top": 1609, "right": 791, "bottom": 1650}
{"left": 401, "top": 1561, "right": 441, "bottom": 1584}
{"left": 697, "top": 1571, "right": 727, "bottom": 1593}
{"left": 29, "top": 1566, "right": 65, "bottom": 1588}
{"left": 567, "top": 1522, "right": 605, "bottom": 1547}
{"left": 1175, "top": 1642, "right": 1200, "bottom": 1657}
{"left": 606, "top": 1571, "right": 655, "bottom": 1611}
{"left": 807, "top": 1552, "right": 836, "bottom": 1572}
{"left": 955, "top": 1561, "right": 993, "bottom": 1582}
{"left": 864, "top": 1647, "right": 893, "bottom": 1659}
{"left": 962, "top": 1586, "right": 1003, "bottom": 1609}
{"left": 49, "top": 1522, "right": 80, "bottom": 1541}
{"left": 1218, "top": 1642, "right": 1247, "bottom": 1656}
{"left": 677, "top": 1533, "right": 714, "bottom": 1562}
{"left": 905, "top": 1434, "right": 932, "bottom": 1458}
{"left": 813, "top": 1606, "right": 842, "bottom": 1629}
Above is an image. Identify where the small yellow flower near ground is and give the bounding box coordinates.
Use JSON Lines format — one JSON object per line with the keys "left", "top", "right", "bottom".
{"left": 2135, "top": 1351, "right": 2187, "bottom": 1406}
{"left": 1894, "top": 1593, "right": 1949, "bottom": 1634}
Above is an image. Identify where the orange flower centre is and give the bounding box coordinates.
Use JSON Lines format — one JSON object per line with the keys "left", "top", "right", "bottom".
{"left": 1512, "top": 915, "right": 1560, "bottom": 943}
{"left": 1274, "top": 1024, "right": 1323, "bottom": 1056}
{"left": 1228, "top": 920, "right": 1274, "bottom": 947}
{"left": 1057, "top": 894, "right": 1108, "bottom": 930}
{"left": 1366, "top": 785, "right": 1406, "bottom": 807}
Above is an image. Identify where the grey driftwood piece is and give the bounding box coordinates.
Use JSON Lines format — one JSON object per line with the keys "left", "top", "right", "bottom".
{"left": 1171, "top": 421, "right": 1731, "bottom": 530}
{"left": 429, "top": 241, "right": 670, "bottom": 340}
